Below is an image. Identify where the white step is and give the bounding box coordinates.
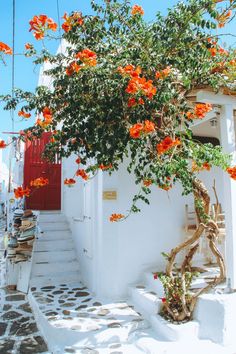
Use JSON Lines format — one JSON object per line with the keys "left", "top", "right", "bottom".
{"left": 33, "top": 250, "right": 77, "bottom": 263}
{"left": 39, "top": 221, "right": 69, "bottom": 231}
{"left": 32, "top": 260, "right": 79, "bottom": 276}
{"left": 130, "top": 285, "right": 162, "bottom": 317}
{"left": 151, "top": 314, "right": 199, "bottom": 341}
{"left": 190, "top": 278, "right": 209, "bottom": 289}
{"left": 34, "top": 239, "right": 74, "bottom": 252}
{"left": 30, "top": 270, "right": 80, "bottom": 287}
{"left": 145, "top": 272, "right": 165, "bottom": 297}
{"left": 38, "top": 213, "right": 67, "bottom": 223}
{"left": 37, "top": 230, "right": 72, "bottom": 241}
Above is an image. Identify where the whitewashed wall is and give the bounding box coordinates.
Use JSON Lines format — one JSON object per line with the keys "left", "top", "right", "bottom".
{"left": 62, "top": 146, "right": 224, "bottom": 299}
{"left": 100, "top": 163, "right": 224, "bottom": 299}
{"left": 62, "top": 154, "right": 102, "bottom": 293}
{"left": 0, "top": 149, "right": 9, "bottom": 206}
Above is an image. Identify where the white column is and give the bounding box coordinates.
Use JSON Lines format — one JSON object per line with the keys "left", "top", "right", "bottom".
{"left": 220, "top": 104, "right": 236, "bottom": 289}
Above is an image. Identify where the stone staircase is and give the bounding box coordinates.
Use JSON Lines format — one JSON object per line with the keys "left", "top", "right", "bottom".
{"left": 129, "top": 270, "right": 164, "bottom": 324}
{"left": 129, "top": 266, "right": 225, "bottom": 315}
{"left": 30, "top": 211, "right": 80, "bottom": 287}
{"left": 130, "top": 271, "right": 201, "bottom": 341}
{"left": 129, "top": 266, "right": 229, "bottom": 342}
{"left": 129, "top": 270, "right": 202, "bottom": 341}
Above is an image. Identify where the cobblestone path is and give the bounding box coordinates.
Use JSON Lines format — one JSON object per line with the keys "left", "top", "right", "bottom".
{"left": 0, "top": 288, "right": 48, "bottom": 354}
{"left": 0, "top": 217, "right": 49, "bottom": 354}
{"left": 30, "top": 282, "right": 149, "bottom": 354}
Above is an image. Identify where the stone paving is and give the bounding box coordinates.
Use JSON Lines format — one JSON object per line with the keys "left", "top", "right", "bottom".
{"left": 30, "top": 282, "right": 236, "bottom": 354}
{"left": 0, "top": 217, "right": 49, "bottom": 354}
{"left": 30, "top": 283, "right": 150, "bottom": 353}
{"left": 0, "top": 288, "right": 49, "bottom": 354}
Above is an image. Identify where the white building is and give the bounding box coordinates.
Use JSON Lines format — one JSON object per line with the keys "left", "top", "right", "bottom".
{"left": 0, "top": 148, "right": 9, "bottom": 214}
{"left": 9, "top": 49, "right": 234, "bottom": 351}
{"left": 61, "top": 89, "right": 236, "bottom": 299}
{"left": 34, "top": 41, "right": 236, "bottom": 299}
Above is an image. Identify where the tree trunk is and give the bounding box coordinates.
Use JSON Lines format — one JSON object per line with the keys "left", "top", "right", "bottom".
{"left": 163, "top": 178, "right": 226, "bottom": 322}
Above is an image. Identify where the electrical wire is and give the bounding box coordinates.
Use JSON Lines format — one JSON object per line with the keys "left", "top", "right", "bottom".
{"left": 56, "top": 0, "right": 62, "bottom": 38}
{"left": 11, "top": 0, "right": 15, "bottom": 132}
{"left": 56, "top": 0, "right": 63, "bottom": 54}
{"left": 8, "top": 0, "right": 16, "bottom": 195}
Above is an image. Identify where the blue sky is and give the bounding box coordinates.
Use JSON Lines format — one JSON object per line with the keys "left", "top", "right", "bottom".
{"left": 0, "top": 0, "right": 235, "bottom": 150}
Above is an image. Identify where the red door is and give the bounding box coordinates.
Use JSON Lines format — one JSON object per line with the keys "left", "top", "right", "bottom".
{"left": 24, "top": 132, "right": 61, "bottom": 210}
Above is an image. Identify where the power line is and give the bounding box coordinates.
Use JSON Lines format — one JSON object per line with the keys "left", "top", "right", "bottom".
{"left": 56, "top": 0, "right": 62, "bottom": 38}
{"left": 8, "top": 0, "right": 16, "bottom": 196}
{"left": 11, "top": 0, "right": 16, "bottom": 132}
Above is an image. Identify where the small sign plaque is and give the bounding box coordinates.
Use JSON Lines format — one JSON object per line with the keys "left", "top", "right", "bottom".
{"left": 103, "top": 190, "right": 117, "bottom": 200}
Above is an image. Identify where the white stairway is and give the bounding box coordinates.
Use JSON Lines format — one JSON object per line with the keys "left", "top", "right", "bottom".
{"left": 30, "top": 211, "right": 80, "bottom": 287}
{"left": 129, "top": 271, "right": 201, "bottom": 341}
{"left": 129, "top": 270, "right": 164, "bottom": 320}
{"left": 129, "top": 267, "right": 229, "bottom": 343}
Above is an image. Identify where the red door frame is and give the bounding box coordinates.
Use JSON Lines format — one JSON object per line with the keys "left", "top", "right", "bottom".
{"left": 24, "top": 132, "right": 61, "bottom": 210}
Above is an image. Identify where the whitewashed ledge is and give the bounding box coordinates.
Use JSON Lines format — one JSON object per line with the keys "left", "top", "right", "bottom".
{"left": 151, "top": 314, "right": 199, "bottom": 342}
{"left": 194, "top": 292, "right": 236, "bottom": 346}
{"left": 147, "top": 292, "right": 236, "bottom": 346}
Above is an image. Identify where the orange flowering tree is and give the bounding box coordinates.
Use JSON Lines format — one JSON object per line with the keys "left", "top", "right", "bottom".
{"left": 2, "top": 0, "right": 236, "bottom": 321}
{"left": 0, "top": 41, "right": 12, "bottom": 61}
{"left": 0, "top": 41, "right": 12, "bottom": 150}
{"left": 14, "top": 177, "right": 49, "bottom": 200}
